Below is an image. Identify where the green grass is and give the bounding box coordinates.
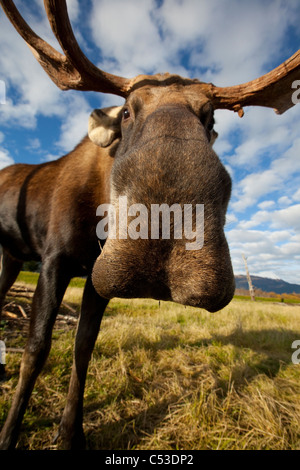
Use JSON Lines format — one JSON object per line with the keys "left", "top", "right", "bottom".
{"left": 16, "top": 271, "right": 86, "bottom": 289}
{"left": 1, "top": 275, "right": 300, "bottom": 450}
{"left": 234, "top": 295, "right": 299, "bottom": 305}
{"left": 16, "top": 270, "right": 39, "bottom": 286}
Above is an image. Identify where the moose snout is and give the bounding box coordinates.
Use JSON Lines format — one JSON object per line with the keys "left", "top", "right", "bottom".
{"left": 165, "top": 240, "right": 235, "bottom": 312}
{"left": 92, "top": 235, "right": 235, "bottom": 313}
{"left": 169, "top": 271, "right": 235, "bottom": 313}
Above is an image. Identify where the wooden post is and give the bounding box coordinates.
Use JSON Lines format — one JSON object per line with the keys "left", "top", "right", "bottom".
{"left": 242, "top": 254, "right": 255, "bottom": 301}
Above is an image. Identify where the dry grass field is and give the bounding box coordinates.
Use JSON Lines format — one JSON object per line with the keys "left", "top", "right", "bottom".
{"left": 0, "top": 275, "right": 300, "bottom": 450}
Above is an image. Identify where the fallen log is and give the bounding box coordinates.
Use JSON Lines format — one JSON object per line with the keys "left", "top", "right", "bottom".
{"left": 3, "top": 311, "right": 18, "bottom": 319}
{"left": 17, "top": 304, "right": 28, "bottom": 319}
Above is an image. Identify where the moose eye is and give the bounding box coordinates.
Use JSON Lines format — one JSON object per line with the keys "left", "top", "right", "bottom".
{"left": 122, "top": 108, "right": 131, "bottom": 120}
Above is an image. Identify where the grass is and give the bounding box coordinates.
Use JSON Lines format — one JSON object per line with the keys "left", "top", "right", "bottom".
{"left": 0, "top": 274, "right": 300, "bottom": 450}
{"left": 16, "top": 271, "right": 86, "bottom": 289}
{"left": 14, "top": 271, "right": 85, "bottom": 308}
{"left": 234, "top": 294, "right": 300, "bottom": 305}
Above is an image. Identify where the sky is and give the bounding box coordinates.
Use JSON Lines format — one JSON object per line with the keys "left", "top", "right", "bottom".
{"left": 0, "top": 0, "right": 299, "bottom": 284}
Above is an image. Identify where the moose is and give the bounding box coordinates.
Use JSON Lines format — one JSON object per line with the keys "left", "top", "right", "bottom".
{"left": 0, "top": 0, "right": 299, "bottom": 450}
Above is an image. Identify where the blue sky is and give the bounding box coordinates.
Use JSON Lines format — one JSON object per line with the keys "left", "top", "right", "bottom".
{"left": 0, "top": 0, "right": 300, "bottom": 284}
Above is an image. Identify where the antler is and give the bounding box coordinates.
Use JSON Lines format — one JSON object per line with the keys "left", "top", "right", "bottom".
{"left": 0, "top": 0, "right": 131, "bottom": 96}
{"left": 205, "top": 49, "right": 300, "bottom": 116}
{"left": 1, "top": 0, "right": 299, "bottom": 114}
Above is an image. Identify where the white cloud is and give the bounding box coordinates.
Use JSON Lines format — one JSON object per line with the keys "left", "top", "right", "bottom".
{"left": 258, "top": 200, "right": 275, "bottom": 210}
{"left": 232, "top": 170, "right": 282, "bottom": 212}
{"left": 293, "top": 188, "right": 300, "bottom": 201}
{"left": 0, "top": 148, "right": 14, "bottom": 169}
{"left": 43, "top": 153, "right": 61, "bottom": 162}
{"left": 91, "top": 0, "right": 299, "bottom": 81}
{"left": 66, "top": 0, "right": 80, "bottom": 22}
{"left": 0, "top": 0, "right": 91, "bottom": 134}
{"left": 269, "top": 205, "right": 300, "bottom": 231}
{"left": 225, "top": 212, "right": 238, "bottom": 227}
{"left": 159, "top": 0, "right": 300, "bottom": 83}
{"left": 26, "top": 138, "right": 41, "bottom": 152}
{"left": 90, "top": 0, "right": 165, "bottom": 77}
{"left": 231, "top": 128, "right": 300, "bottom": 212}
{"left": 227, "top": 198, "right": 300, "bottom": 284}
{"left": 237, "top": 204, "right": 300, "bottom": 232}
{"left": 227, "top": 226, "right": 300, "bottom": 284}
{"left": 278, "top": 196, "right": 292, "bottom": 207}
{"left": 89, "top": 0, "right": 300, "bottom": 82}
{"left": 56, "top": 94, "right": 92, "bottom": 152}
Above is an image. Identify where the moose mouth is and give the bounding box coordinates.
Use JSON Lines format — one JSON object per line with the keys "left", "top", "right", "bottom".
{"left": 92, "top": 234, "right": 235, "bottom": 313}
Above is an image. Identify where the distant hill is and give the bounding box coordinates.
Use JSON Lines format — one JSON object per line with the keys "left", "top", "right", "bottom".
{"left": 235, "top": 275, "right": 300, "bottom": 295}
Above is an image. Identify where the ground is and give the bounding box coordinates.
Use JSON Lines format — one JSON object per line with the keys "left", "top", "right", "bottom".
{"left": 1, "top": 276, "right": 300, "bottom": 450}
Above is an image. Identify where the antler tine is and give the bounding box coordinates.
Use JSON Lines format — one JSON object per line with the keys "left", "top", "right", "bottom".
{"left": 43, "top": 0, "right": 131, "bottom": 95}
{"left": 0, "top": 0, "right": 131, "bottom": 96}
{"left": 206, "top": 49, "right": 300, "bottom": 117}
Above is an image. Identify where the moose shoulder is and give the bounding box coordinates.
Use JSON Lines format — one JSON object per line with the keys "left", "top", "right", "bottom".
{"left": 0, "top": 0, "right": 299, "bottom": 450}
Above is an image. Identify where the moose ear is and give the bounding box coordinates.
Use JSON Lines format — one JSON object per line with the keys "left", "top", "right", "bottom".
{"left": 199, "top": 102, "right": 216, "bottom": 144}
{"left": 88, "top": 106, "right": 122, "bottom": 147}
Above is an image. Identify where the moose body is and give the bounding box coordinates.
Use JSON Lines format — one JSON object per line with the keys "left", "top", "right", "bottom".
{"left": 0, "top": 0, "right": 299, "bottom": 451}
{"left": 0, "top": 136, "right": 113, "bottom": 448}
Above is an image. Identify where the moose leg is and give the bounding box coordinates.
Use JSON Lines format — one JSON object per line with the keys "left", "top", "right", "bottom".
{"left": 0, "top": 249, "right": 23, "bottom": 314}
{"left": 0, "top": 250, "right": 23, "bottom": 379}
{"left": 0, "top": 255, "right": 71, "bottom": 450}
{"left": 57, "top": 275, "right": 108, "bottom": 449}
